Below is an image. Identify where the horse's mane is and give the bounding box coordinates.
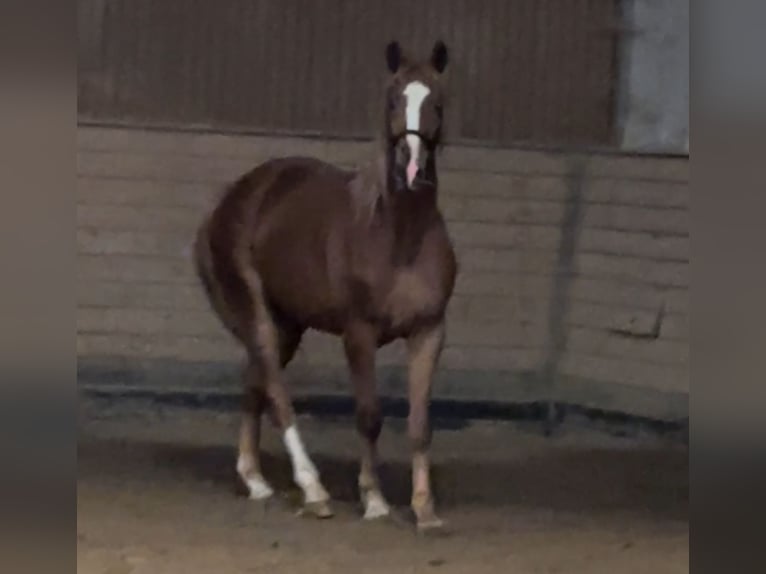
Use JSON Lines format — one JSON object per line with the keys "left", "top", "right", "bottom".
{"left": 348, "top": 140, "right": 388, "bottom": 223}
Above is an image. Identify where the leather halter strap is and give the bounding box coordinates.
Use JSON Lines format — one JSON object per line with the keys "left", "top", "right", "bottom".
{"left": 389, "top": 129, "right": 437, "bottom": 152}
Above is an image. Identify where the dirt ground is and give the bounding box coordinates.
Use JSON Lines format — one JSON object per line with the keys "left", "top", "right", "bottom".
{"left": 77, "top": 395, "right": 688, "bottom": 573}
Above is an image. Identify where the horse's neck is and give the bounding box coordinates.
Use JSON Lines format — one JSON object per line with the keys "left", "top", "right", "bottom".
{"left": 352, "top": 145, "right": 440, "bottom": 265}
{"left": 385, "top": 182, "right": 439, "bottom": 267}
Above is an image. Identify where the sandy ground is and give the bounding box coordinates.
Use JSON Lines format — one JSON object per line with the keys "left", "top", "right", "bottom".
{"left": 77, "top": 396, "right": 688, "bottom": 573}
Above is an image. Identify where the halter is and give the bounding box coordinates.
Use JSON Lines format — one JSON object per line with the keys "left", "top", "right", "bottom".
{"left": 388, "top": 129, "right": 438, "bottom": 152}
{"left": 386, "top": 129, "right": 440, "bottom": 190}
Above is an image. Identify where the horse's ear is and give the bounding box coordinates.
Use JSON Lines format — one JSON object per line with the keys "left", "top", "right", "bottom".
{"left": 430, "top": 40, "right": 448, "bottom": 74}
{"left": 385, "top": 41, "right": 403, "bottom": 73}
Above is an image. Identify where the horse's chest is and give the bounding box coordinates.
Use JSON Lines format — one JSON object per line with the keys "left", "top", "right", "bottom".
{"left": 380, "top": 269, "right": 441, "bottom": 330}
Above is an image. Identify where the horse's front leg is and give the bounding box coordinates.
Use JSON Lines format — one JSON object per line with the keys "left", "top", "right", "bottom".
{"left": 344, "top": 322, "right": 390, "bottom": 520}
{"left": 406, "top": 321, "right": 445, "bottom": 532}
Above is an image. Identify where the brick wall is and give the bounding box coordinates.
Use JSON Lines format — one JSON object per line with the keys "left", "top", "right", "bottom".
{"left": 77, "top": 127, "right": 689, "bottom": 420}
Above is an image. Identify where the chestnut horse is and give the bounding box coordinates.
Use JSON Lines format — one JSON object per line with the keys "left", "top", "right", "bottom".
{"left": 194, "top": 41, "right": 456, "bottom": 531}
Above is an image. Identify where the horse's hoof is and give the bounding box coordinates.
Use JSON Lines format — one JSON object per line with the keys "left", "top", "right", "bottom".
{"left": 302, "top": 499, "right": 334, "bottom": 519}
{"left": 247, "top": 485, "right": 274, "bottom": 502}
{"left": 362, "top": 493, "right": 391, "bottom": 521}
{"left": 248, "top": 493, "right": 275, "bottom": 514}
{"left": 416, "top": 517, "right": 450, "bottom": 537}
{"left": 239, "top": 473, "right": 275, "bottom": 501}
{"left": 363, "top": 506, "right": 391, "bottom": 521}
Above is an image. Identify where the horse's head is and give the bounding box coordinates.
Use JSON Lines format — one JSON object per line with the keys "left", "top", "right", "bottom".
{"left": 383, "top": 40, "right": 448, "bottom": 192}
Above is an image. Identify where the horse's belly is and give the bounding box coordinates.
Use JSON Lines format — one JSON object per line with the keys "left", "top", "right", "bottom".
{"left": 256, "top": 231, "right": 349, "bottom": 333}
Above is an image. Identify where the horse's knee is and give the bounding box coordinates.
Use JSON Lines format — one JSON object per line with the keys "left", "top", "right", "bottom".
{"left": 356, "top": 401, "right": 382, "bottom": 442}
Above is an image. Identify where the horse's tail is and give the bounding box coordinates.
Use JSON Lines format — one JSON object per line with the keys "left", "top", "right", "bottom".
{"left": 193, "top": 213, "right": 247, "bottom": 344}
{"left": 192, "top": 184, "right": 275, "bottom": 353}
{"left": 193, "top": 219, "right": 213, "bottom": 306}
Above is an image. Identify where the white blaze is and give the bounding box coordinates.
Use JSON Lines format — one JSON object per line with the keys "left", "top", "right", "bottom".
{"left": 403, "top": 81, "right": 431, "bottom": 187}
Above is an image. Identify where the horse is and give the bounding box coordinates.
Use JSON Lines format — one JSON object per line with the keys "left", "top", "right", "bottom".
{"left": 193, "top": 40, "right": 456, "bottom": 532}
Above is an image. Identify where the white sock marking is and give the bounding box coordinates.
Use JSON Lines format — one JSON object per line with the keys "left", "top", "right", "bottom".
{"left": 363, "top": 489, "right": 391, "bottom": 520}
{"left": 284, "top": 425, "right": 327, "bottom": 503}
{"left": 236, "top": 455, "right": 274, "bottom": 500}
{"left": 244, "top": 476, "right": 274, "bottom": 500}
{"left": 403, "top": 81, "right": 431, "bottom": 187}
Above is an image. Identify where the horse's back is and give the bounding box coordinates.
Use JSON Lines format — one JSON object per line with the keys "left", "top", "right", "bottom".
{"left": 206, "top": 155, "right": 354, "bottom": 244}
{"left": 220, "top": 156, "right": 352, "bottom": 218}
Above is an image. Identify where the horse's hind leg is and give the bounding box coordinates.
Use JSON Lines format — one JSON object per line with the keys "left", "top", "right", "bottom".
{"left": 246, "top": 301, "right": 332, "bottom": 518}
{"left": 237, "top": 322, "right": 303, "bottom": 501}
{"left": 198, "top": 221, "right": 328, "bottom": 514}
{"left": 343, "top": 323, "right": 390, "bottom": 520}
{"left": 195, "top": 225, "right": 274, "bottom": 500}
{"left": 237, "top": 366, "right": 274, "bottom": 500}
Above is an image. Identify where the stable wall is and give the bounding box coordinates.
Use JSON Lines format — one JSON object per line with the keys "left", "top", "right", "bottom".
{"left": 77, "top": 126, "right": 689, "bottom": 421}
